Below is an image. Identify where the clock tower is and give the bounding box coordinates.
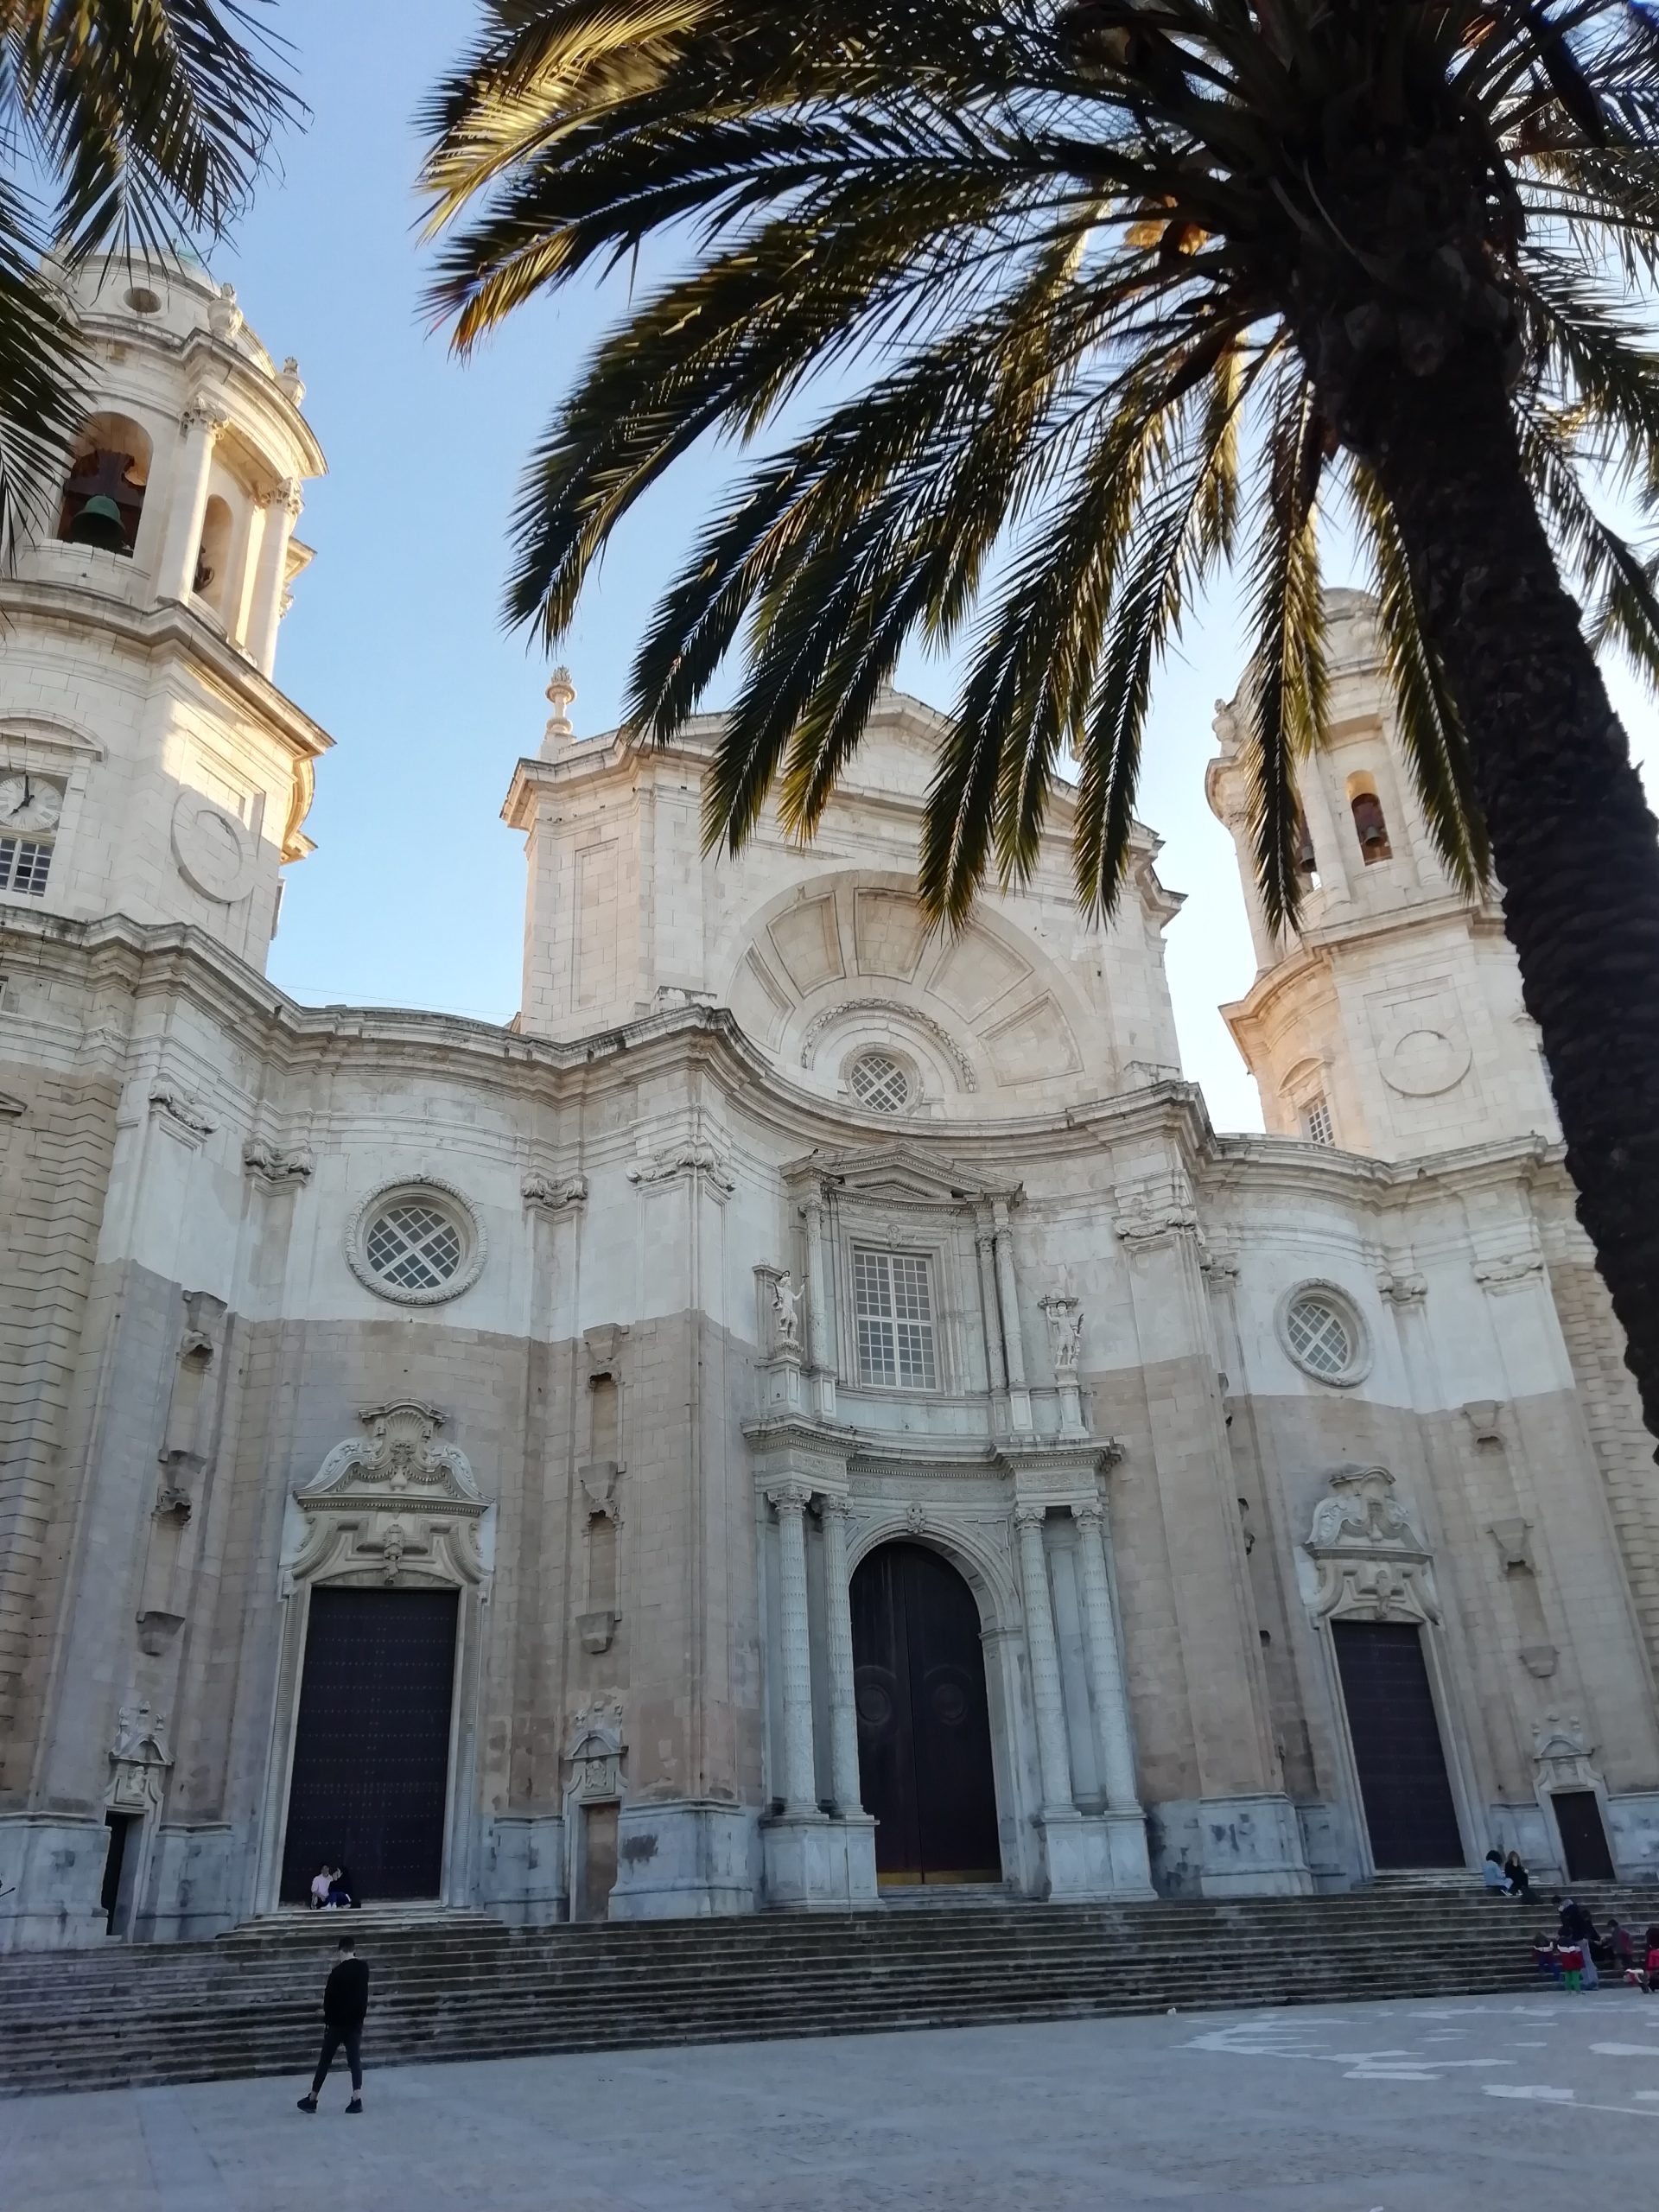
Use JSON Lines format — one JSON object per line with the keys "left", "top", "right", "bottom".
{"left": 0, "top": 253, "right": 328, "bottom": 969}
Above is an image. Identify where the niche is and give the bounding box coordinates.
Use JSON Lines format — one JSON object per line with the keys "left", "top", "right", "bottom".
{"left": 1347, "top": 773, "right": 1392, "bottom": 863}
{"left": 577, "top": 1357, "right": 624, "bottom": 1654}
{"left": 194, "top": 493, "right": 233, "bottom": 608}
{"left": 58, "top": 413, "right": 152, "bottom": 554}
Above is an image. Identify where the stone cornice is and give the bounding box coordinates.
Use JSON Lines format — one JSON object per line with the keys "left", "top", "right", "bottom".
{"left": 0, "top": 583, "right": 333, "bottom": 763}
{"left": 1206, "top": 1129, "right": 1566, "bottom": 1209}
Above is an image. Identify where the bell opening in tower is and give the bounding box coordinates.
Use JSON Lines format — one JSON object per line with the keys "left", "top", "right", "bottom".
{"left": 59, "top": 416, "right": 151, "bottom": 555}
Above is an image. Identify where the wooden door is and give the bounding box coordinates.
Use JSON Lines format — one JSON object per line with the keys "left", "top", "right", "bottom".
{"left": 1553, "top": 1790, "right": 1616, "bottom": 1882}
{"left": 576, "top": 1802, "right": 620, "bottom": 1921}
{"left": 1333, "top": 1619, "right": 1464, "bottom": 1869}
{"left": 281, "top": 1586, "right": 459, "bottom": 1902}
{"left": 851, "top": 1542, "right": 1001, "bottom": 1885}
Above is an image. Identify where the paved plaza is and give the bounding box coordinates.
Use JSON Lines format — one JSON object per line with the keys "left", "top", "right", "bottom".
{"left": 5, "top": 1988, "right": 1659, "bottom": 2211}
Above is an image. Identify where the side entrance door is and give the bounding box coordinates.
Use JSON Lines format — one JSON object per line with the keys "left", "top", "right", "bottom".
{"left": 281, "top": 1586, "right": 459, "bottom": 1902}
{"left": 850, "top": 1541, "right": 1001, "bottom": 1885}
{"left": 1333, "top": 1619, "right": 1465, "bottom": 1869}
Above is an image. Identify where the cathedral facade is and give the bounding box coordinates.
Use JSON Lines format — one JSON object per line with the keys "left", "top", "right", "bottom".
{"left": 2, "top": 260, "right": 1656, "bottom": 1950}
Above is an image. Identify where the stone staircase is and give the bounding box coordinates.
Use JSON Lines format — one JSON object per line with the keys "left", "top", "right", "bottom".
{"left": 1, "top": 1883, "right": 1651, "bottom": 2098}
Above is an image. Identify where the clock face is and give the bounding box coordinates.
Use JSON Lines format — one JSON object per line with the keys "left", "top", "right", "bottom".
{"left": 0, "top": 774, "right": 63, "bottom": 835}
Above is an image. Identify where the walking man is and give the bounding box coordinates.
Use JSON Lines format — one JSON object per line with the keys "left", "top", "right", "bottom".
{"left": 297, "top": 1932, "right": 369, "bottom": 2113}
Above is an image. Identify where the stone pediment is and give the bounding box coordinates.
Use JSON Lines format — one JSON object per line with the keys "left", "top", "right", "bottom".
{"left": 300, "top": 1400, "right": 484, "bottom": 1516}
{"left": 784, "top": 1142, "right": 1016, "bottom": 1210}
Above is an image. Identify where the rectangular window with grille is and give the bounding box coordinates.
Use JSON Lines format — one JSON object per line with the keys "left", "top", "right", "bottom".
{"left": 0, "top": 837, "right": 51, "bottom": 898}
{"left": 1303, "top": 1093, "right": 1335, "bottom": 1147}
{"left": 852, "top": 1247, "right": 938, "bottom": 1391}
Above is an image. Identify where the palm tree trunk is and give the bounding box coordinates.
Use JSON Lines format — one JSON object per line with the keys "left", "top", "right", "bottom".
{"left": 1361, "top": 343, "right": 1659, "bottom": 1454}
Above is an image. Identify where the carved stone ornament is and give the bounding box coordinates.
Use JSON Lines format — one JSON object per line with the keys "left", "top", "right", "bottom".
{"left": 1532, "top": 1713, "right": 1601, "bottom": 1793}
{"left": 1474, "top": 1251, "right": 1547, "bottom": 1295}
{"left": 522, "top": 1168, "right": 588, "bottom": 1214}
{"left": 1112, "top": 1170, "right": 1200, "bottom": 1249}
{"left": 244, "top": 1138, "right": 314, "bottom": 1187}
{"left": 149, "top": 1084, "right": 215, "bottom": 1143}
{"left": 287, "top": 1401, "right": 490, "bottom": 1598}
{"left": 772, "top": 1273, "right": 804, "bottom": 1352}
{"left": 109, "top": 1701, "right": 173, "bottom": 1812}
{"left": 628, "top": 1141, "right": 735, "bottom": 1197}
{"left": 1303, "top": 1464, "right": 1440, "bottom": 1626}
{"left": 565, "top": 1705, "right": 625, "bottom": 1801}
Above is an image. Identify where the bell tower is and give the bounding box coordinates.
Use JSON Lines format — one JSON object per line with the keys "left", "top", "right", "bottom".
{"left": 0, "top": 253, "right": 329, "bottom": 971}
{"left": 1206, "top": 589, "right": 1558, "bottom": 1161}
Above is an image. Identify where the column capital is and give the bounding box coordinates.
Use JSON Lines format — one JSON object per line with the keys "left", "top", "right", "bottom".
{"left": 259, "top": 474, "right": 304, "bottom": 518}
{"left": 1070, "top": 1497, "right": 1106, "bottom": 1530}
{"left": 1012, "top": 1500, "right": 1048, "bottom": 1532}
{"left": 181, "top": 393, "right": 229, "bottom": 437}
{"left": 818, "top": 1492, "right": 855, "bottom": 1522}
{"left": 766, "top": 1480, "right": 815, "bottom": 1516}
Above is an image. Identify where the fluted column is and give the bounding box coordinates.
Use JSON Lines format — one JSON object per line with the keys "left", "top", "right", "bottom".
{"left": 1014, "top": 1503, "right": 1073, "bottom": 1814}
{"left": 820, "top": 1497, "right": 862, "bottom": 1815}
{"left": 993, "top": 1200, "right": 1033, "bottom": 1435}
{"left": 247, "top": 477, "right": 302, "bottom": 674}
{"left": 155, "top": 396, "right": 226, "bottom": 603}
{"left": 768, "top": 1482, "right": 817, "bottom": 1815}
{"left": 1071, "top": 1499, "right": 1140, "bottom": 1810}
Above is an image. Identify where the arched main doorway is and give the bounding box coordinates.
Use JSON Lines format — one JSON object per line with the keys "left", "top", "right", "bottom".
{"left": 850, "top": 1541, "right": 1001, "bottom": 1885}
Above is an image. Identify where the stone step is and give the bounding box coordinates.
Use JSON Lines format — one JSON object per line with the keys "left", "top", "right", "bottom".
{"left": 4, "top": 1885, "right": 1646, "bottom": 2095}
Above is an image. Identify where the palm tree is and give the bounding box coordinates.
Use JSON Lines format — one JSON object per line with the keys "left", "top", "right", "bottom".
{"left": 0, "top": 2, "right": 298, "bottom": 559}
{"left": 423, "top": 2, "right": 1659, "bottom": 1444}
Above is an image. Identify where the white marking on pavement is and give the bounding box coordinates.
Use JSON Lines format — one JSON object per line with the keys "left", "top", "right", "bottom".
{"left": 1484, "top": 2086, "right": 1575, "bottom": 2101}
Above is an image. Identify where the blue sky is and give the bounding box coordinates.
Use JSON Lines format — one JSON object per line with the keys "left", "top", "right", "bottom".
{"left": 220, "top": 1, "right": 1656, "bottom": 1138}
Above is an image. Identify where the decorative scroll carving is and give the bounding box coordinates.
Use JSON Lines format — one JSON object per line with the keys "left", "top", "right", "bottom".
{"left": 523, "top": 1168, "right": 588, "bottom": 1213}
{"left": 797, "top": 996, "right": 978, "bottom": 1090}
{"left": 287, "top": 1402, "right": 489, "bottom": 1598}
{"left": 110, "top": 1702, "right": 173, "bottom": 1811}
{"left": 244, "top": 1139, "right": 314, "bottom": 1187}
{"left": 1532, "top": 1713, "right": 1600, "bottom": 1793}
{"left": 1303, "top": 1464, "right": 1439, "bottom": 1625}
{"left": 565, "top": 1706, "right": 625, "bottom": 1801}
{"left": 149, "top": 1084, "right": 214, "bottom": 1143}
{"left": 1475, "top": 1252, "right": 1546, "bottom": 1295}
{"left": 628, "top": 1142, "right": 734, "bottom": 1196}
{"left": 1112, "top": 1170, "right": 1199, "bottom": 1248}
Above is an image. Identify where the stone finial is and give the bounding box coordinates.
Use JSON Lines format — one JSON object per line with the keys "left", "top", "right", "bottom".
{"left": 209, "top": 283, "right": 242, "bottom": 341}
{"left": 543, "top": 666, "right": 577, "bottom": 749}
{"left": 277, "top": 356, "right": 305, "bottom": 406}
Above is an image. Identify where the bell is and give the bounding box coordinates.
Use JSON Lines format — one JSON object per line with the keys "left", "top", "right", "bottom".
{"left": 67, "top": 494, "right": 128, "bottom": 554}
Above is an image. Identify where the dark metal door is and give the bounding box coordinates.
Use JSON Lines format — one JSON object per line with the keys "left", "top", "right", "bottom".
{"left": 1333, "top": 1620, "right": 1464, "bottom": 1869}
{"left": 281, "top": 1586, "right": 459, "bottom": 1902}
{"left": 1553, "top": 1789, "right": 1616, "bottom": 1882}
{"left": 851, "top": 1541, "right": 1001, "bottom": 1885}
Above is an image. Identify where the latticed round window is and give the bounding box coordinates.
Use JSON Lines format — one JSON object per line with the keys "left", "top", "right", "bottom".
{"left": 347, "top": 1179, "right": 485, "bottom": 1306}
{"left": 1280, "top": 1285, "right": 1369, "bottom": 1386}
{"left": 849, "top": 1050, "right": 911, "bottom": 1114}
{"left": 365, "top": 1202, "right": 461, "bottom": 1292}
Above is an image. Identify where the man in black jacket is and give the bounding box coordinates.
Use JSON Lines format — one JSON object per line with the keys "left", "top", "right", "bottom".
{"left": 297, "top": 1934, "right": 370, "bottom": 2113}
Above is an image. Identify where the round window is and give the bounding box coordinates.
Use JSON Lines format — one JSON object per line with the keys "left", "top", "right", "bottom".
{"left": 346, "top": 1179, "right": 485, "bottom": 1306}
{"left": 1278, "top": 1285, "right": 1370, "bottom": 1387}
{"left": 849, "top": 1050, "right": 911, "bottom": 1115}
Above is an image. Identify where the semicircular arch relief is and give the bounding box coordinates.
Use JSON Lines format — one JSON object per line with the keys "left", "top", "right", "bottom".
{"left": 715, "top": 868, "right": 1093, "bottom": 1107}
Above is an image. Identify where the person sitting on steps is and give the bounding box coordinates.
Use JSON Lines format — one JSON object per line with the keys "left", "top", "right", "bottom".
{"left": 308, "top": 1863, "right": 334, "bottom": 1910}
{"left": 1503, "top": 1850, "right": 1532, "bottom": 1903}
{"left": 297, "top": 1933, "right": 370, "bottom": 2115}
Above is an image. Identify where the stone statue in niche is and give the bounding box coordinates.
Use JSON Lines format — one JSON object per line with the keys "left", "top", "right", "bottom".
{"left": 1039, "top": 1294, "right": 1083, "bottom": 1376}
{"left": 772, "top": 1273, "right": 804, "bottom": 1352}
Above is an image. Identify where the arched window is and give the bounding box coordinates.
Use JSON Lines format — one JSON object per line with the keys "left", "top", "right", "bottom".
{"left": 1347, "top": 775, "right": 1392, "bottom": 863}
{"left": 58, "top": 414, "right": 151, "bottom": 555}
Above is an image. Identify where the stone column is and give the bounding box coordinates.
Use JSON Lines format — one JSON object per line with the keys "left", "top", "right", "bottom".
{"left": 993, "top": 1200, "right": 1033, "bottom": 1437}
{"left": 246, "top": 478, "right": 302, "bottom": 675}
{"left": 820, "top": 1497, "right": 863, "bottom": 1815}
{"left": 1014, "top": 1503, "right": 1073, "bottom": 1815}
{"left": 1071, "top": 1499, "right": 1140, "bottom": 1810}
{"left": 155, "top": 397, "right": 226, "bottom": 603}
{"left": 768, "top": 1482, "right": 817, "bottom": 1815}
{"left": 976, "top": 1226, "right": 1007, "bottom": 1403}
